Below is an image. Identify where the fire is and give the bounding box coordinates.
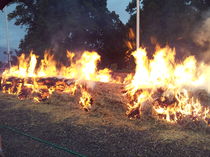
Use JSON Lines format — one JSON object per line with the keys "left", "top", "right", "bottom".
{"left": 78, "top": 84, "right": 93, "bottom": 111}
{"left": 1, "top": 45, "right": 210, "bottom": 126}
{"left": 1, "top": 50, "right": 118, "bottom": 110}
{"left": 2, "top": 51, "right": 114, "bottom": 82}
{"left": 2, "top": 53, "right": 37, "bottom": 78}
{"left": 61, "top": 51, "right": 113, "bottom": 82}
{"left": 2, "top": 51, "right": 115, "bottom": 82}
{"left": 37, "top": 52, "right": 58, "bottom": 77}
{"left": 125, "top": 46, "right": 210, "bottom": 125}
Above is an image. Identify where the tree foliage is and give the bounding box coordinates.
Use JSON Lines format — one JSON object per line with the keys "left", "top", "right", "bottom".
{"left": 9, "top": 0, "right": 127, "bottom": 68}
{"left": 9, "top": 0, "right": 210, "bottom": 68}
{"left": 126, "top": 0, "right": 210, "bottom": 58}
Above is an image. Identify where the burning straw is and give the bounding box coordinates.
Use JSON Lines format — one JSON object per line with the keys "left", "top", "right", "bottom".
{"left": 1, "top": 47, "right": 210, "bottom": 127}
{"left": 124, "top": 46, "right": 210, "bottom": 126}
{"left": 0, "top": 50, "right": 118, "bottom": 111}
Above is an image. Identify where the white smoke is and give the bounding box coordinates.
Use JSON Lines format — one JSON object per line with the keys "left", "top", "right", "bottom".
{"left": 193, "top": 10, "right": 210, "bottom": 62}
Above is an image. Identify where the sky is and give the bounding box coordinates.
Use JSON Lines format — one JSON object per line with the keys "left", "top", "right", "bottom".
{"left": 0, "top": 0, "right": 131, "bottom": 50}
{"left": 0, "top": 4, "right": 26, "bottom": 49}
{"left": 107, "top": 0, "right": 131, "bottom": 23}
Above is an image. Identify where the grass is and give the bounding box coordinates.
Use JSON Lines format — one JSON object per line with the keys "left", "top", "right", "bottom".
{"left": 0, "top": 82, "right": 210, "bottom": 157}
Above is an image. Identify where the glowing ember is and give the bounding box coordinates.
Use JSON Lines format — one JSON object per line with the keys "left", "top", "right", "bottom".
{"left": 1, "top": 45, "right": 210, "bottom": 126}
{"left": 78, "top": 84, "right": 93, "bottom": 111}
{"left": 1, "top": 50, "right": 118, "bottom": 109}
{"left": 125, "top": 46, "right": 210, "bottom": 125}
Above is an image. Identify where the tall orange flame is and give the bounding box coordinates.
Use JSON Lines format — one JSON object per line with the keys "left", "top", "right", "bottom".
{"left": 125, "top": 46, "right": 210, "bottom": 125}
{"left": 1, "top": 50, "right": 119, "bottom": 110}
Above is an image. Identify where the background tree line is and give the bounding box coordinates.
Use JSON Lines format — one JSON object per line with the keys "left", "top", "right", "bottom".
{"left": 9, "top": 0, "right": 210, "bottom": 69}
{"left": 126, "top": 0, "right": 210, "bottom": 60}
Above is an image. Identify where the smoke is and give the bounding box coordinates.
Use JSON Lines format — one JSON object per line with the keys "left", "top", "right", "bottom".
{"left": 185, "top": 10, "right": 210, "bottom": 93}
{"left": 78, "top": 80, "right": 96, "bottom": 90}
{"left": 86, "top": 81, "right": 96, "bottom": 89}
{"left": 192, "top": 9, "right": 210, "bottom": 62}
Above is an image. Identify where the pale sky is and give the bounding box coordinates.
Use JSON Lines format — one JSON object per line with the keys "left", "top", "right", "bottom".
{"left": 0, "top": 0, "right": 131, "bottom": 49}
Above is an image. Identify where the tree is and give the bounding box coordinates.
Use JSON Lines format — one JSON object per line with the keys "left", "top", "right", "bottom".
{"left": 9, "top": 0, "right": 127, "bottom": 68}
{"left": 126, "top": 0, "right": 210, "bottom": 58}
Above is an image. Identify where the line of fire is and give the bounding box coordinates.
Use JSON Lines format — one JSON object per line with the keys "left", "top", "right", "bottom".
{"left": 1, "top": 0, "right": 210, "bottom": 157}
{"left": 1, "top": 46, "right": 210, "bottom": 125}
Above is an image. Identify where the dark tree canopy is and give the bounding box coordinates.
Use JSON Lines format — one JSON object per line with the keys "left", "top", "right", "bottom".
{"left": 0, "top": 0, "right": 13, "bottom": 10}
{"left": 126, "top": 0, "right": 210, "bottom": 59}
{"left": 9, "top": 0, "right": 127, "bottom": 68}
{"left": 9, "top": 0, "right": 210, "bottom": 69}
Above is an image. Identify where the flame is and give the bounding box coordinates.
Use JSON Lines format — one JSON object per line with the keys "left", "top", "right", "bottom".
{"left": 2, "top": 51, "right": 115, "bottom": 82}
{"left": 37, "top": 52, "right": 58, "bottom": 77}
{"left": 2, "top": 53, "right": 37, "bottom": 78}
{"left": 125, "top": 28, "right": 136, "bottom": 61}
{"left": 79, "top": 84, "right": 93, "bottom": 111}
{"left": 2, "top": 45, "right": 209, "bottom": 126}
{"left": 1, "top": 50, "right": 121, "bottom": 110}
{"left": 125, "top": 46, "right": 210, "bottom": 125}
{"left": 62, "top": 51, "right": 112, "bottom": 82}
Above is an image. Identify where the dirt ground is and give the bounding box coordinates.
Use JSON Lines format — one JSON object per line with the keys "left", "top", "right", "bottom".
{"left": 0, "top": 82, "right": 210, "bottom": 157}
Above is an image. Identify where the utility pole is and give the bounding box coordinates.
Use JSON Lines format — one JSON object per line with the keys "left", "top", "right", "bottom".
{"left": 4, "top": 7, "right": 11, "bottom": 68}
{"left": 136, "top": 0, "right": 140, "bottom": 50}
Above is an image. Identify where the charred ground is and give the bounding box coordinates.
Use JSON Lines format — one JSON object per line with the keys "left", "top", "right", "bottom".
{"left": 0, "top": 82, "right": 210, "bottom": 157}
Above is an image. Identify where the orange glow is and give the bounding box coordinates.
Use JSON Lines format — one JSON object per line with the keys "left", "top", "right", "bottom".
{"left": 1, "top": 50, "right": 120, "bottom": 110}
{"left": 125, "top": 46, "right": 210, "bottom": 125}
{"left": 79, "top": 84, "right": 93, "bottom": 111}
